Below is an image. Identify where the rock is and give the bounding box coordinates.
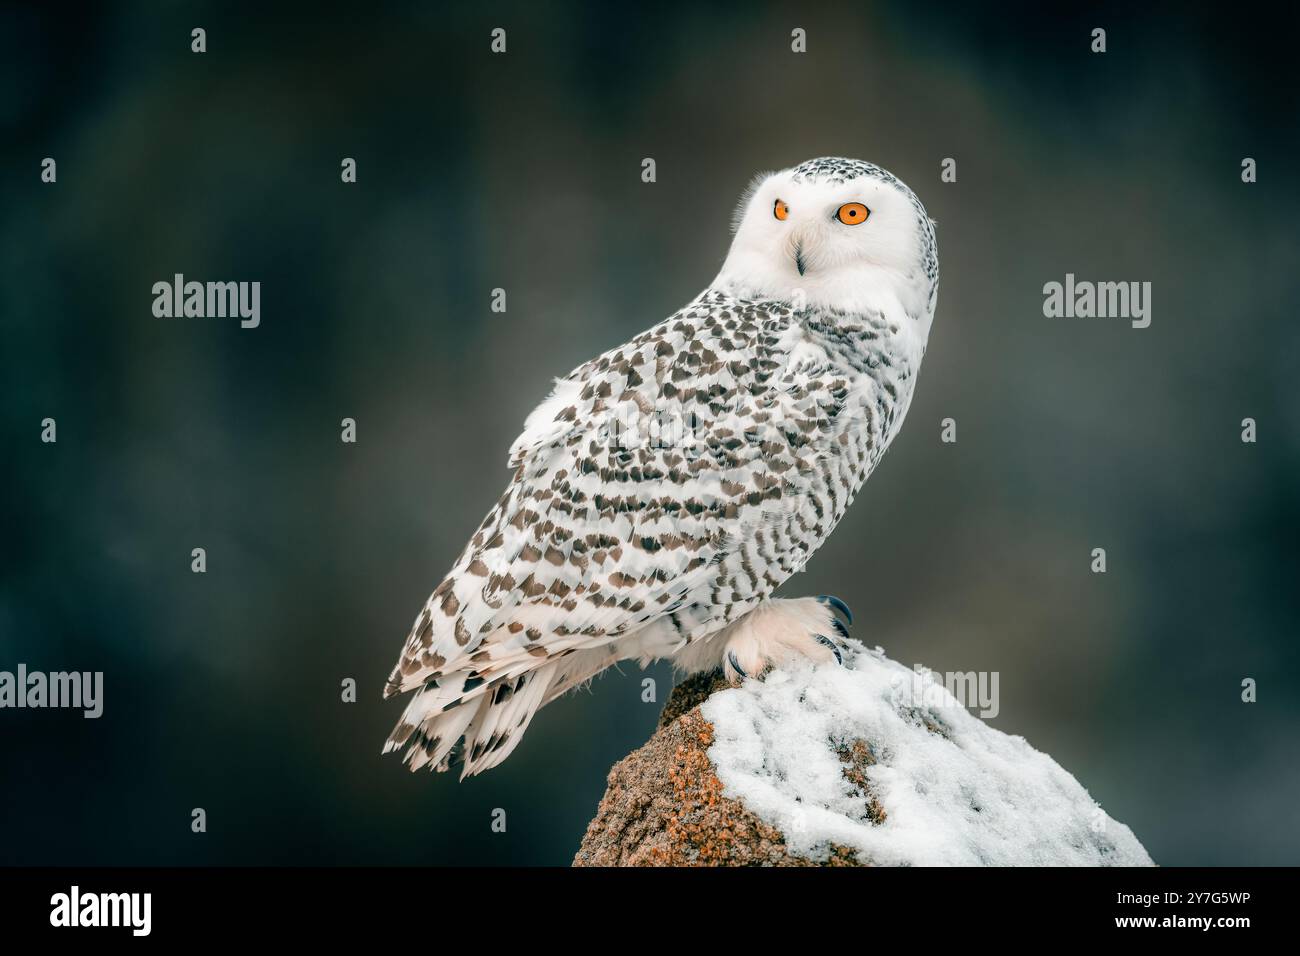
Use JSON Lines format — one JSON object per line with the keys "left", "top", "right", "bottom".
{"left": 573, "top": 671, "right": 866, "bottom": 865}
{"left": 573, "top": 646, "right": 1154, "bottom": 867}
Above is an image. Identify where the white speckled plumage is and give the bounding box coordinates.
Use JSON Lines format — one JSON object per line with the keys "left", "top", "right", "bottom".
{"left": 383, "top": 157, "right": 939, "bottom": 776}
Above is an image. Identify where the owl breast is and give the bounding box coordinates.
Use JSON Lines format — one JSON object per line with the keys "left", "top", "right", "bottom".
{"left": 658, "top": 293, "right": 921, "bottom": 644}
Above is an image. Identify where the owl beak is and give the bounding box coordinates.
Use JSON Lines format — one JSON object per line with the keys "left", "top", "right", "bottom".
{"left": 794, "top": 241, "right": 807, "bottom": 276}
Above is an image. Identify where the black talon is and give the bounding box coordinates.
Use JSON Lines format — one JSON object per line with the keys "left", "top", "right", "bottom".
{"left": 727, "top": 652, "right": 747, "bottom": 679}
{"left": 829, "top": 616, "right": 850, "bottom": 639}
{"left": 814, "top": 634, "right": 843, "bottom": 665}
{"left": 818, "top": 595, "right": 853, "bottom": 626}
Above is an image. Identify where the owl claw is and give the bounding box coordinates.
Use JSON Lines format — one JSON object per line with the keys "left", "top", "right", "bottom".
{"left": 818, "top": 595, "right": 852, "bottom": 626}
{"left": 727, "top": 652, "right": 747, "bottom": 680}
{"left": 813, "top": 634, "right": 843, "bottom": 665}
{"left": 828, "top": 616, "right": 850, "bottom": 639}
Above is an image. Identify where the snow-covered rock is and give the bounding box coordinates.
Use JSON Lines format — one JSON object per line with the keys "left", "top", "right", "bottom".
{"left": 703, "top": 644, "right": 1153, "bottom": 866}
{"left": 574, "top": 644, "right": 1154, "bottom": 866}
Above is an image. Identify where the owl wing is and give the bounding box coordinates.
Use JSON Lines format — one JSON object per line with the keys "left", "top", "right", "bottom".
{"left": 383, "top": 293, "right": 854, "bottom": 772}
{"left": 385, "top": 295, "right": 843, "bottom": 686}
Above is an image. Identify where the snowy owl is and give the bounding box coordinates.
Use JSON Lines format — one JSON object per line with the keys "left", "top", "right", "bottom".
{"left": 383, "top": 157, "right": 938, "bottom": 776}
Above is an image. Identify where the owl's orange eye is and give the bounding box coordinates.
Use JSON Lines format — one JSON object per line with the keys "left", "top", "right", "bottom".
{"left": 835, "top": 202, "right": 870, "bottom": 225}
{"left": 773, "top": 198, "right": 789, "bottom": 221}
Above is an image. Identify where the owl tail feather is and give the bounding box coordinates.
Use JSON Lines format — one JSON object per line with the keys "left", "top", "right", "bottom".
{"left": 383, "top": 647, "right": 621, "bottom": 777}
{"left": 384, "top": 662, "right": 559, "bottom": 778}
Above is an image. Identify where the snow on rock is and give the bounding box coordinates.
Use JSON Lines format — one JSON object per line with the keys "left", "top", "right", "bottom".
{"left": 700, "top": 644, "right": 1154, "bottom": 866}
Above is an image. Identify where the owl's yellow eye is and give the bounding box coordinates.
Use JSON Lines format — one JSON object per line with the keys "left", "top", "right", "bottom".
{"left": 773, "top": 198, "right": 789, "bottom": 221}
{"left": 835, "top": 202, "right": 870, "bottom": 225}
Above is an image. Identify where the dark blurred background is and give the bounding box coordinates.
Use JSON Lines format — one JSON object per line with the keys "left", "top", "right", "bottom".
{"left": 1, "top": 1, "right": 1297, "bottom": 865}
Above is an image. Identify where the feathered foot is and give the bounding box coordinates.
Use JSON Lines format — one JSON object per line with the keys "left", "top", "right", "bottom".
{"left": 715, "top": 595, "right": 851, "bottom": 684}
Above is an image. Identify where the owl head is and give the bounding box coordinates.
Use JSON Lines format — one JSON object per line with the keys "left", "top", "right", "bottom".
{"left": 715, "top": 157, "right": 937, "bottom": 329}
